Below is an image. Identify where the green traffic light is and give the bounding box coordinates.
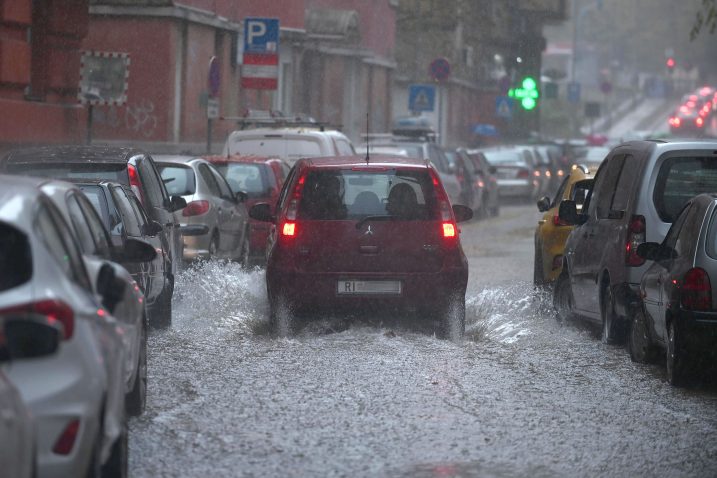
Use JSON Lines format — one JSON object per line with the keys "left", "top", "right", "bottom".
{"left": 510, "top": 76, "right": 539, "bottom": 110}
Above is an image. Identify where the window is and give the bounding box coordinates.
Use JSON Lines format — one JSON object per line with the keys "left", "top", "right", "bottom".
{"left": 334, "top": 138, "right": 355, "bottom": 156}
{"left": 610, "top": 154, "right": 638, "bottom": 212}
{"left": 76, "top": 194, "right": 112, "bottom": 258}
{"left": 214, "top": 163, "right": 268, "bottom": 196}
{"left": 0, "top": 222, "right": 32, "bottom": 292}
{"left": 128, "top": 194, "right": 150, "bottom": 230}
{"left": 157, "top": 164, "right": 196, "bottom": 196}
{"left": 653, "top": 156, "right": 717, "bottom": 222}
{"left": 664, "top": 203, "right": 691, "bottom": 256}
{"left": 595, "top": 155, "right": 625, "bottom": 219}
{"left": 137, "top": 158, "right": 164, "bottom": 208}
{"left": 67, "top": 194, "right": 97, "bottom": 254}
{"left": 110, "top": 186, "right": 141, "bottom": 237}
{"left": 209, "top": 166, "right": 235, "bottom": 201}
{"left": 277, "top": 166, "right": 298, "bottom": 210}
{"left": 198, "top": 164, "right": 222, "bottom": 197}
{"left": 551, "top": 176, "right": 570, "bottom": 208}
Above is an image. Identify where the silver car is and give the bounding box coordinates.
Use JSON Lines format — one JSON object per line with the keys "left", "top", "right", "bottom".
{"left": 633, "top": 193, "right": 717, "bottom": 386}
{"left": 482, "top": 147, "right": 539, "bottom": 201}
{"left": 0, "top": 175, "right": 129, "bottom": 477}
{"left": 155, "top": 156, "right": 249, "bottom": 261}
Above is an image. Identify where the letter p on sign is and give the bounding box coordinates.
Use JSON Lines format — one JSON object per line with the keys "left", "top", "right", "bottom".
{"left": 247, "top": 21, "right": 266, "bottom": 44}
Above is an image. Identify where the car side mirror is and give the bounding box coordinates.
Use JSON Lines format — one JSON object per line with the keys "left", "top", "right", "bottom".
{"left": 168, "top": 196, "right": 187, "bottom": 213}
{"left": 235, "top": 191, "right": 248, "bottom": 203}
{"left": 249, "top": 203, "right": 274, "bottom": 222}
{"left": 558, "top": 200, "right": 579, "bottom": 225}
{"left": 452, "top": 204, "right": 473, "bottom": 223}
{"left": 96, "top": 263, "right": 126, "bottom": 314}
{"left": 637, "top": 242, "right": 676, "bottom": 261}
{"left": 537, "top": 196, "right": 551, "bottom": 212}
{"left": 117, "top": 238, "right": 157, "bottom": 263}
{"left": 142, "top": 220, "right": 163, "bottom": 237}
{"left": 0, "top": 317, "right": 62, "bottom": 362}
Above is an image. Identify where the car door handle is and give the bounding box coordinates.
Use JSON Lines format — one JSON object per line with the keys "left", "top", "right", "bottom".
{"left": 538, "top": 219, "right": 546, "bottom": 225}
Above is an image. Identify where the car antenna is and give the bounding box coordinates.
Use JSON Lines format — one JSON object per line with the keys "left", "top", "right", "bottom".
{"left": 365, "top": 111, "right": 370, "bottom": 165}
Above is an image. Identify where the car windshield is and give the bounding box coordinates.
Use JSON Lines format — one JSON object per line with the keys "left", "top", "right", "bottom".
{"left": 157, "top": 164, "right": 196, "bottom": 196}
{"left": 298, "top": 169, "right": 438, "bottom": 221}
{"left": 654, "top": 156, "right": 717, "bottom": 222}
{"left": 229, "top": 137, "right": 323, "bottom": 159}
{"left": 213, "top": 163, "right": 268, "bottom": 196}
{"left": 0, "top": 221, "right": 32, "bottom": 293}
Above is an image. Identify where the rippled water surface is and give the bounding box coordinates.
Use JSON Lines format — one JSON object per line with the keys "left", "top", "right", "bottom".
{"left": 130, "top": 207, "right": 717, "bottom": 477}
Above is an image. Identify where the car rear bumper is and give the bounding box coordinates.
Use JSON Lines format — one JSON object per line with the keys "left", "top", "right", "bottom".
{"left": 267, "top": 268, "right": 468, "bottom": 312}
{"left": 674, "top": 309, "right": 717, "bottom": 353}
{"left": 496, "top": 179, "right": 535, "bottom": 197}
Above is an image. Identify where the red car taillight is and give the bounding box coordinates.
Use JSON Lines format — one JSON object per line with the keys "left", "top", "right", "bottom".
{"left": 681, "top": 267, "right": 712, "bottom": 311}
{"left": 53, "top": 419, "right": 80, "bottom": 455}
{"left": 625, "top": 215, "right": 646, "bottom": 266}
{"left": 553, "top": 214, "right": 570, "bottom": 226}
{"left": 517, "top": 169, "right": 530, "bottom": 179}
{"left": 282, "top": 222, "right": 296, "bottom": 237}
{"left": 182, "top": 200, "right": 210, "bottom": 217}
{"left": 127, "top": 164, "right": 145, "bottom": 205}
{"left": 0, "top": 300, "right": 74, "bottom": 340}
{"left": 280, "top": 171, "right": 307, "bottom": 238}
{"left": 696, "top": 117, "right": 705, "bottom": 128}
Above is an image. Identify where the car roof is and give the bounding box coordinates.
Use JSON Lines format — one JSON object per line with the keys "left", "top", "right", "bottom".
{"left": 153, "top": 156, "right": 207, "bottom": 166}
{"left": 228, "top": 127, "right": 348, "bottom": 138}
{"left": 204, "top": 154, "right": 280, "bottom": 165}
{"left": 0, "top": 175, "right": 49, "bottom": 229}
{"left": 297, "top": 154, "right": 430, "bottom": 169}
{"left": 3, "top": 145, "right": 146, "bottom": 164}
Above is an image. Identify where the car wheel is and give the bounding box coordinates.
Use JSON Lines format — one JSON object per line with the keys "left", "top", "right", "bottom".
{"left": 601, "top": 284, "right": 625, "bottom": 345}
{"left": 553, "top": 271, "right": 573, "bottom": 323}
{"left": 666, "top": 321, "right": 689, "bottom": 387}
{"left": 437, "top": 293, "right": 465, "bottom": 340}
{"left": 151, "top": 279, "right": 173, "bottom": 329}
{"left": 126, "top": 315, "right": 147, "bottom": 416}
{"left": 269, "top": 292, "right": 294, "bottom": 337}
{"left": 628, "top": 308, "right": 658, "bottom": 363}
{"left": 208, "top": 232, "right": 219, "bottom": 258}
{"left": 100, "top": 419, "right": 128, "bottom": 478}
{"left": 533, "top": 246, "right": 545, "bottom": 288}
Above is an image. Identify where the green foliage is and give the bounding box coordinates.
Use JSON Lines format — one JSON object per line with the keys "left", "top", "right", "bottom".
{"left": 691, "top": 0, "right": 717, "bottom": 40}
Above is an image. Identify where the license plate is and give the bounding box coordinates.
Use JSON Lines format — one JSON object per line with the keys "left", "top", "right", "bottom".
{"left": 337, "top": 280, "right": 402, "bottom": 295}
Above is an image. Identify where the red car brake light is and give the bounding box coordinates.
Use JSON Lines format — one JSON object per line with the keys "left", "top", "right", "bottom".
{"left": 517, "top": 169, "right": 530, "bottom": 179}
{"left": 625, "top": 215, "right": 646, "bottom": 266}
{"left": 442, "top": 223, "right": 456, "bottom": 237}
{"left": 182, "top": 200, "right": 210, "bottom": 217}
{"left": 0, "top": 300, "right": 74, "bottom": 340}
{"left": 681, "top": 267, "right": 712, "bottom": 311}
{"left": 53, "top": 419, "right": 80, "bottom": 455}
{"left": 127, "top": 164, "right": 145, "bottom": 205}
{"left": 282, "top": 222, "right": 296, "bottom": 237}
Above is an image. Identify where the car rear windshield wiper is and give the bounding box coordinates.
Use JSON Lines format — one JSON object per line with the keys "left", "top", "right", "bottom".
{"left": 355, "top": 215, "right": 395, "bottom": 229}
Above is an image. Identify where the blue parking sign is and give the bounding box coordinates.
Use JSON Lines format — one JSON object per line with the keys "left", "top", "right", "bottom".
{"left": 408, "top": 84, "right": 435, "bottom": 112}
{"left": 243, "top": 18, "right": 280, "bottom": 54}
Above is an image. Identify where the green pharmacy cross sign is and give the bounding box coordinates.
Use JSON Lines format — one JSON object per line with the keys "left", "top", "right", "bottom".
{"left": 508, "top": 77, "right": 539, "bottom": 111}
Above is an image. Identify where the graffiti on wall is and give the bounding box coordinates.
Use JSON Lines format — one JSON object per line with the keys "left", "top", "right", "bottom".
{"left": 93, "top": 98, "right": 159, "bottom": 138}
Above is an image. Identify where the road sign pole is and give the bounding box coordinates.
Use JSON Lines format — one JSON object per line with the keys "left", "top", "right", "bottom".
{"left": 437, "top": 85, "right": 443, "bottom": 146}
{"left": 86, "top": 104, "right": 93, "bottom": 145}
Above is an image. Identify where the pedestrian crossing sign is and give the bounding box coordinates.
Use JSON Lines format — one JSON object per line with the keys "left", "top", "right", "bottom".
{"left": 496, "top": 96, "right": 514, "bottom": 119}
{"left": 408, "top": 84, "right": 436, "bottom": 112}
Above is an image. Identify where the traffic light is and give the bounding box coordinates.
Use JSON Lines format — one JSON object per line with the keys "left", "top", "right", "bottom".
{"left": 666, "top": 57, "right": 675, "bottom": 73}
{"left": 508, "top": 76, "right": 540, "bottom": 110}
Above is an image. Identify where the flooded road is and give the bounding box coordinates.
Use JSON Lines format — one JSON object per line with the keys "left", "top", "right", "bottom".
{"left": 130, "top": 205, "right": 717, "bottom": 477}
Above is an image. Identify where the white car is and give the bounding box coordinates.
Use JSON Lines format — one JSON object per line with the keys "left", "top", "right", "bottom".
{"left": 222, "top": 126, "right": 356, "bottom": 166}
{"left": 0, "top": 175, "right": 129, "bottom": 478}
{"left": 0, "top": 316, "right": 63, "bottom": 478}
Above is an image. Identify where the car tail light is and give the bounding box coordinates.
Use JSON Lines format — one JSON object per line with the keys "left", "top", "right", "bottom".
{"left": 545, "top": 170, "right": 552, "bottom": 178}
{"left": 475, "top": 179, "right": 485, "bottom": 188}
{"left": 681, "top": 267, "right": 712, "bottom": 311}
{"left": 533, "top": 170, "right": 541, "bottom": 177}
{"left": 127, "top": 164, "right": 145, "bottom": 205}
{"left": 430, "top": 169, "right": 459, "bottom": 242}
{"left": 53, "top": 419, "right": 80, "bottom": 455}
{"left": 442, "top": 223, "right": 456, "bottom": 237}
{"left": 182, "top": 200, "right": 210, "bottom": 217}
{"left": 625, "top": 215, "right": 646, "bottom": 266}
{"left": 553, "top": 214, "right": 570, "bottom": 226}
{"left": 557, "top": 169, "right": 565, "bottom": 177}
{"left": 517, "top": 169, "right": 530, "bottom": 179}
{"left": 674, "top": 117, "right": 681, "bottom": 127}
{"left": 282, "top": 222, "right": 296, "bottom": 237}
{"left": 0, "top": 300, "right": 74, "bottom": 340}
{"left": 696, "top": 117, "right": 704, "bottom": 128}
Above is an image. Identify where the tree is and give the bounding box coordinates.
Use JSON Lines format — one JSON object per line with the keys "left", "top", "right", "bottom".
{"left": 691, "top": 0, "right": 716, "bottom": 40}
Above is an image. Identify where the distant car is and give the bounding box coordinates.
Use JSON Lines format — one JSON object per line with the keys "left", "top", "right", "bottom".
{"left": 575, "top": 146, "right": 611, "bottom": 173}
{"left": 445, "top": 149, "right": 478, "bottom": 211}
{"left": 204, "top": 154, "right": 288, "bottom": 266}
{"left": 155, "top": 156, "right": 250, "bottom": 262}
{"left": 633, "top": 194, "right": 717, "bottom": 386}
{"left": 463, "top": 148, "right": 500, "bottom": 217}
{"left": 249, "top": 155, "right": 472, "bottom": 339}
{"left": 534, "top": 166, "right": 593, "bottom": 286}
{"left": 222, "top": 125, "right": 356, "bottom": 167}
{"left": 554, "top": 140, "right": 717, "bottom": 345}
{"left": 481, "top": 147, "right": 539, "bottom": 202}
{"left": 0, "top": 145, "right": 186, "bottom": 327}
{"left": 0, "top": 316, "right": 62, "bottom": 478}
{"left": 0, "top": 175, "right": 130, "bottom": 477}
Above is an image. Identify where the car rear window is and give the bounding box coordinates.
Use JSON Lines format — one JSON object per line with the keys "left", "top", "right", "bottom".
{"left": 654, "top": 156, "right": 717, "bottom": 222}
{"left": 298, "top": 169, "right": 438, "bottom": 221}
{"left": 214, "top": 163, "right": 268, "bottom": 197}
{"left": 77, "top": 185, "right": 111, "bottom": 227}
{"left": 157, "top": 164, "right": 196, "bottom": 196}
{"left": 230, "top": 137, "right": 323, "bottom": 160}
{"left": 0, "top": 222, "right": 32, "bottom": 293}
{"left": 483, "top": 150, "right": 524, "bottom": 164}
{"left": 6, "top": 163, "right": 128, "bottom": 184}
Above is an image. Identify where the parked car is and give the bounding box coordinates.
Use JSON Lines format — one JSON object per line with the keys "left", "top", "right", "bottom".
{"left": 553, "top": 140, "right": 717, "bottom": 344}
{"left": 38, "top": 179, "right": 154, "bottom": 416}
{"left": 0, "top": 175, "right": 130, "bottom": 477}
{"left": 534, "top": 165, "right": 593, "bottom": 287}
{"left": 481, "top": 146, "right": 539, "bottom": 202}
{"left": 0, "top": 315, "right": 62, "bottom": 478}
{"left": 632, "top": 194, "right": 717, "bottom": 385}
{"left": 155, "top": 156, "right": 250, "bottom": 262}
{"left": 463, "top": 148, "right": 500, "bottom": 217}
{"left": 74, "top": 180, "right": 167, "bottom": 331}
{"left": 445, "top": 149, "right": 478, "bottom": 212}
{"left": 516, "top": 145, "right": 551, "bottom": 199}
{"left": 535, "top": 144, "right": 566, "bottom": 197}
{"left": 204, "top": 154, "right": 288, "bottom": 266}
{"left": 249, "top": 155, "right": 472, "bottom": 338}
{"left": 0, "top": 145, "right": 185, "bottom": 327}
{"left": 222, "top": 122, "right": 355, "bottom": 167}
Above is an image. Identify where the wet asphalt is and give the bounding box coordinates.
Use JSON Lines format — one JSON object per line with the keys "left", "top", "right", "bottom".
{"left": 129, "top": 204, "right": 717, "bottom": 477}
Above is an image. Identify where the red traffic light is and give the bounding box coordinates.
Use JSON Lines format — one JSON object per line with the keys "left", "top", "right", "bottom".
{"left": 666, "top": 57, "right": 675, "bottom": 68}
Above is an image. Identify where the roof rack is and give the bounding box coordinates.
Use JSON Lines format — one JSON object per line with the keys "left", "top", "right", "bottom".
{"left": 220, "top": 109, "right": 335, "bottom": 131}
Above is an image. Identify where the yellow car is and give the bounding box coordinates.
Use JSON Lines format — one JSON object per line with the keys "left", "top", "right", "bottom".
{"left": 534, "top": 165, "right": 593, "bottom": 286}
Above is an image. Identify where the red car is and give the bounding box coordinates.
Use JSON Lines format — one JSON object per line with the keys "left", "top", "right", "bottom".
{"left": 249, "top": 155, "right": 472, "bottom": 337}
{"left": 204, "top": 154, "right": 289, "bottom": 266}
